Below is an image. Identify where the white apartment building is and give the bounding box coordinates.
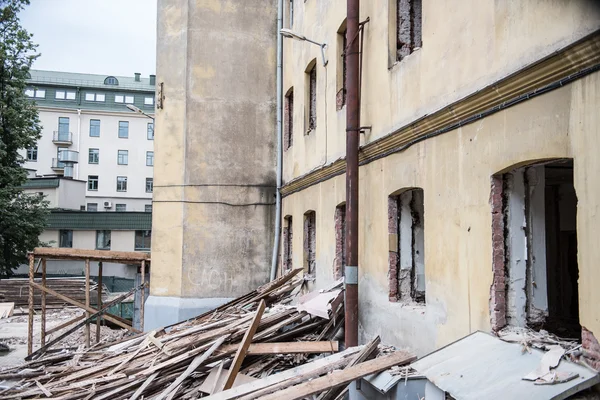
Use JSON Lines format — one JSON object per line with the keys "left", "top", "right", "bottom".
{"left": 22, "top": 70, "right": 156, "bottom": 212}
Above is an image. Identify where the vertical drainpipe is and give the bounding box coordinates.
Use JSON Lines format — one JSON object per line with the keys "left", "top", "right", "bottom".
{"left": 345, "top": 0, "right": 360, "bottom": 347}
{"left": 270, "top": 0, "right": 284, "bottom": 281}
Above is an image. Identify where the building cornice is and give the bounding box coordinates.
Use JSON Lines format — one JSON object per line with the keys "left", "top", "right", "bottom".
{"left": 37, "top": 106, "right": 154, "bottom": 119}
{"left": 281, "top": 31, "right": 600, "bottom": 197}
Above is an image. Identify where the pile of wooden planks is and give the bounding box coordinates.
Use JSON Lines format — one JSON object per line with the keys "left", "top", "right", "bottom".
{"left": 0, "top": 278, "right": 99, "bottom": 308}
{"left": 0, "top": 269, "right": 415, "bottom": 399}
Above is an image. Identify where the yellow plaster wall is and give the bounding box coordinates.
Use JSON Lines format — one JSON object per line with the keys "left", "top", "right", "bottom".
{"left": 282, "top": 0, "right": 600, "bottom": 183}
{"left": 282, "top": 71, "right": 600, "bottom": 354}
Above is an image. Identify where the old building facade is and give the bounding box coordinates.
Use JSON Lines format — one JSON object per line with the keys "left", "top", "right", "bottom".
{"left": 279, "top": 0, "right": 600, "bottom": 362}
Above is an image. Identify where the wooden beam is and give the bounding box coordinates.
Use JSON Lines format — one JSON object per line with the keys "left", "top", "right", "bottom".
{"left": 96, "top": 261, "right": 103, "bottom": 343}
{"left": 258, "top": 351, "right": 416, "bottom": 400}
{"left": 26, "top": 283, "right": 146, "bottom": 361}
{"left": 219, "top": 341, "right": 339, "bottom": 356}
{"left": 29, "top": 281, "right": 139, "bottom": 333}
{"left": 85, "top": 258, "right": 90, "bottom": 348}
{"left": 31, "top": 247, "right": 150, "bottom": 262}
{"left": 219, "top": 300, "right": 266, "bottom": 392}
{"left": 45, "top": 313, "right": 85, "bottom": 335}
{"left": 140, "top": 260, "right": 145, "bottom": 331}
{"left": 41, "top": 258, "right": 46, "bottom": 347}
{"left": 27, "top": 254, "right": 34, "bottom": 356}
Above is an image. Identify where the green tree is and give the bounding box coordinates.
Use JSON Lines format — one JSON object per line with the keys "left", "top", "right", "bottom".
{"left": 0, "top": 0, "right": 48, "bottom": 276}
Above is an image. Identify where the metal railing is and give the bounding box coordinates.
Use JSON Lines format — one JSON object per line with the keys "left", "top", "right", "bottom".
{"left": 52, "top": 131, "right": 72, "bottom": 143}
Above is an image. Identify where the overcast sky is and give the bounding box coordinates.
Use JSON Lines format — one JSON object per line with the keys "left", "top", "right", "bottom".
{"left": 19, "top": 0, "right": 157, "bottom": 78}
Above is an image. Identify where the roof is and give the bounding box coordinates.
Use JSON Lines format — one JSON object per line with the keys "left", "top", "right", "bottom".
{"left": 28, "top": 70, "right": 155, "bottom": 92}
{"left": 47, "top": 211, "right": 152, "bottom": 231}
{"left": 411, "top": 331, "right": 599, "bottom": 400}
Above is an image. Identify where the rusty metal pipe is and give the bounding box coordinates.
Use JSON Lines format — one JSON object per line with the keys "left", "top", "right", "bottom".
{"left": 345, "top": 0, "right": 360, "bottom": 348}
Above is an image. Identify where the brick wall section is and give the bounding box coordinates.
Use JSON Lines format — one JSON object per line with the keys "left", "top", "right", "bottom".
{"left": 334, "top": 205, "right": 346, "bottom": 279}
{"left": 490, "top": 176, "right": 507, "bottom": 331}
{"left": 282, "top": 217, "right": 292, "bottom": 272}
{"left": 284, "top": 89, "right": 293, "bottom": 150}
{"left": 582, "top": 327, "right": 600, "bottom": 370}
{"left": 388, "top": 196, "right": 399, "bottom": 301}
{"left": 304, "top": 212, "right": 316, "bottom": 275}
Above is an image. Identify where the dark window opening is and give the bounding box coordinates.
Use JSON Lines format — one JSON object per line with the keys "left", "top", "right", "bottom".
{"left": 284, "top": 88, "right": 294, "bottom": 150}
{"left": 494, "top": 160, "right": 580, "bottom": 338}
{"left": 59, "top": 230, "right": 73, "bottom": 248}
{"left": 334, "top": 204, "right": 346, "bottom": 279}
{"left": 283, "top": 216, "right": 293, "bottom": 272}
{"left": 308, "top": 66, "right": 317, "bottom": 131}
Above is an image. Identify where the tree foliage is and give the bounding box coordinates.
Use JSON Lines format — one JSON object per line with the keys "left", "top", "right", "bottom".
{"left": 0, "top": 0, "right": 48, "bottom": 276}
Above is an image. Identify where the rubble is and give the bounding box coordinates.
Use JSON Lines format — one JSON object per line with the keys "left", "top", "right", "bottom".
{"left": 0, "top": 269, "right": 415, "bottom": 399}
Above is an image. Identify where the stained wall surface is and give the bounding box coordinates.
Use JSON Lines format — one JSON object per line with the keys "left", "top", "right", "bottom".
{"left": 151, "top": 0, "right": 278, "bottom": 307}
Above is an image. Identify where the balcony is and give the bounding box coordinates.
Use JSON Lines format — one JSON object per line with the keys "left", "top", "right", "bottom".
{"left": 51, "top": 158, "right": 65, "bottom": 170}
{"left": 52, "top": 131, "right": 73, "bottom": 145}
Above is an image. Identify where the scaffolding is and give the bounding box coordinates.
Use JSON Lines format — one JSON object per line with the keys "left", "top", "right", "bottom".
{"left": 26, "top": 247, "right": 150, "bottom": 359}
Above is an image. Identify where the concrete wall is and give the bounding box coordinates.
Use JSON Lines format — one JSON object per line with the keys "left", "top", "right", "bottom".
{"left": 282, "top": 0, "right": 600, "bottom": 182}
{"left": 148, "top": 0, "right": 277, "bottom": 328}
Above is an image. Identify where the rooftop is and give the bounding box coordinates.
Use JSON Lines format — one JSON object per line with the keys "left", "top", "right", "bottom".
{"left": 28, "top": 70, "right": 156, "bottom": 92}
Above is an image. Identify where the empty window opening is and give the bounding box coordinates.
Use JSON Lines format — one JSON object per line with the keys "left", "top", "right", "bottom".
{"left": 306, "top": 61, "right": 317, "bottom": 132}
{"left": 304, "top": 211, "right": 316, "bottom": 276}
{"left": 336, "top": 20, "right": 347, "bottom": 110}
{"left": 396, "top": 0, "right": 422, "bottom": 61}
{"left": 283, "top": 216, "right": 293, "bottom": 273}
{"left": 491, "top": 160, "right": 579, "bottom": 338}
{"left": 388, "top": 188, "right": 425, "bottom": 303}
{"left": 285, "top": 0, "right": 294, "bottom": 28}
{"left": 334, "top": 204, "right": 346, "bottom": 279}
{"left": 284, "top": 88, "right": 294, "bottom": 150}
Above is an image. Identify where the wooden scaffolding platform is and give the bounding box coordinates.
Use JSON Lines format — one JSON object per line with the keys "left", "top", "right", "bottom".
{"left": 26, "top": 247, "right": 150, "bottom": 358}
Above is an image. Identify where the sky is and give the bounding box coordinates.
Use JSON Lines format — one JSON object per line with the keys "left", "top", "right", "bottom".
{"left": 19, "top": 0, "right": 157, "bottom": 78}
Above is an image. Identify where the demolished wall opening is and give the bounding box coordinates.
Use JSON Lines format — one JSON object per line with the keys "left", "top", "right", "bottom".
{"left": 491, "top": 160, "right": 580, "bottom": 338}
{"left": 304, "top": 210, "right": 316, "bottom": 276}
{"left": 334, "top": 203, "right": 346, "bottom": 279}
{"left": 388, "top": 188, "right": 425, "bottom": 303}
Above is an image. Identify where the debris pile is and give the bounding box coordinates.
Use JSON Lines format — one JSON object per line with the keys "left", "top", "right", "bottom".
{"left": 0, "top": 269, "right": 415, "bottom": 399}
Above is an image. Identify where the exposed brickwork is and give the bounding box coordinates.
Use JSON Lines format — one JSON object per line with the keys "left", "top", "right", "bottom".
{"left": 284, "top": 89, "right": 293, "bottom": 150}
{"left": 334, "top": 205, "right": 346, "bottom": 279}
{"left": 388, "top": 196, "right": 399, "bottom": 301}
{"left": 336, "top": 29, "right": 347, "bottom": 111}
{"left": 282, "top": 216, "right": 293, "bottom": 272}
{"left": 582, "top": 327, "right": 600, "bottom": 371}
{"left": 304, "top": 211, "right": 316, "bottom": 275}
{"left": 490, "top": 175, "right": 507, "bottom": 331}
{"left": 397, "top": 0, "right": 422, "bottom": 61}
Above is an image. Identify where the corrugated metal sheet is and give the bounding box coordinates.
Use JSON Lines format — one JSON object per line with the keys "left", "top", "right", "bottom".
{"left": 411, "top": 331, "right": 599, "bottom": 400}
{"left": 47, "top": 211, "right": 152, "bottom": 230}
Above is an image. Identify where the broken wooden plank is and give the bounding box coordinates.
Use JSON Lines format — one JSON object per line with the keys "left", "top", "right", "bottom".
{"left": 205, "top": 346, "right": 364, "bottom": 400}
{"left": 258, "top": 350, "right": 416, "bottom": 400}
{"left": 219, "top": 341, "right": 338, "bottom": 355}
{"left": 199, "top": 365, "right": 257, "bottom": 394}
{"left": 218, "top": 300, "right": 266, "bottom": 392}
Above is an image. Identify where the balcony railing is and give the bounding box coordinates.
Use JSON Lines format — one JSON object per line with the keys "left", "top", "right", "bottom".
{"left": 51, "top": 158, "right": 65, "bottom": 170}
{"left": 52, "top": 131, "right": 73, "bottom": 144}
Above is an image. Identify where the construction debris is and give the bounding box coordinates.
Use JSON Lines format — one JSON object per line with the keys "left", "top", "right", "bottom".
{"left": 0, "top": 269, "right": 415, "bottom": 399}
{"left": 0, "top": 278, "right": 100, "bottom": 308}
